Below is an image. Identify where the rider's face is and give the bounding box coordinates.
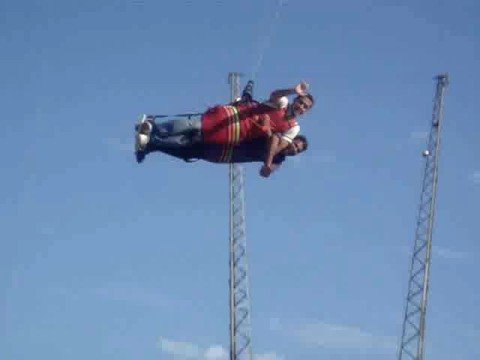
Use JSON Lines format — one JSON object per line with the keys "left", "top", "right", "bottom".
{"left": 284, "top": 139, "right": 306, "bottom": 156}
{"left": 292, "top": 96, "right": 313, "bottom": 116}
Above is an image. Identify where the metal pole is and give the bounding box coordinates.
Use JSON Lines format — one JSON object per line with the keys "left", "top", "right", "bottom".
{"left": 228, "top": 72, "right": 253, "bottom": 360}
{"left": 397, "top": 74, "right": 449, "bottom": 360}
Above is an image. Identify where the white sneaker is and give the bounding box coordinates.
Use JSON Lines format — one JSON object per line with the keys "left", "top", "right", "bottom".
{"left": 137, "top": 133, "right": 149, "bottom": 147}
{"left": 135, "top": 115, "right": 153, "bottom": 152}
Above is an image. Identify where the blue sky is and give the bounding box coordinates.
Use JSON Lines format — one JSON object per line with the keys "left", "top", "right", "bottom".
{"left": 1, "top": 0, "right": 479, "bottom": 359}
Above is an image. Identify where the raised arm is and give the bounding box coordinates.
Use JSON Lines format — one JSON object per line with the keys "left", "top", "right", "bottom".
{"left": 269, "top": 81, "right": 310, "bottom": 104}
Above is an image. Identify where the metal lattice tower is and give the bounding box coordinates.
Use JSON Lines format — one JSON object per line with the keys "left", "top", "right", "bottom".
{"left": 228, "top": 72, "right": 253, "bottom": 360}
{"left": 397, "top": 74, "right": 449, "bottom": 360}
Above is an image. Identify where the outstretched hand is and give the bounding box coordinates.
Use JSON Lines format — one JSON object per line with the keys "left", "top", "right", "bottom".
{"left": 295, "top": 81, "right": 309, "bottom": 96}
{"left": 260, "top": 164, "right": 273, "bottom": 178}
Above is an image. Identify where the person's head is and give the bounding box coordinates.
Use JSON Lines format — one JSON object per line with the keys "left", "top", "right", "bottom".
{"left": 292, "top": 94, "right": 314, "bottom": 117}
{"left": 283, "top": 134, "right": 308, "bottom": 156}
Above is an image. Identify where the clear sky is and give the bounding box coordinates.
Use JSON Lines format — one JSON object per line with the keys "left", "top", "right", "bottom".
{"left": 1, "top": 0, "right": 479, "bottom": 359}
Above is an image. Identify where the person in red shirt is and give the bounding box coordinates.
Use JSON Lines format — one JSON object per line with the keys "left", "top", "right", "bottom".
{"left": 135, "top": 81, "right": 314, "bottom": 176}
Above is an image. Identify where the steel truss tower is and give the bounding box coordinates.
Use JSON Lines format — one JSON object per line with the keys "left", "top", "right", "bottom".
{"left": 228, "top": 72, "right": 253, "bottom": 360}
{"left": 398, "top": 74, "right": 449, "bottom": 360}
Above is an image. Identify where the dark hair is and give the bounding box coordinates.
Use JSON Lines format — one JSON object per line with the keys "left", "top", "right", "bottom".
{"left": 295, "top": 93, "right": 315, "bottom": 107}
{"left": 294, "top": 134, "right": 308, "bottom": 152}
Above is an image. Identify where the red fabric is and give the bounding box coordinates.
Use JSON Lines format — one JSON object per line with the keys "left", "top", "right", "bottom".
{"left": 201, "top": 103, "right": 297, "bottom": 145}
